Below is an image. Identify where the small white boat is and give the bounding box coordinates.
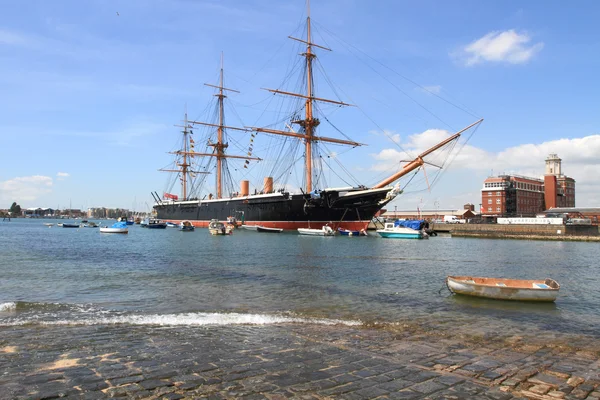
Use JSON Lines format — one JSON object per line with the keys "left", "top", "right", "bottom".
{"left": 178, "top": 220, "right": 195, "bottom": 231}
{"left": 241, "top": 225, "right": 258, "bottom": 231}
{"left": 446, "top": 276, "right": 560, "bottom": 302}
{"left": 298, "top": 225, "right": 335, "bottom": 236}
{"left": 43, "top": 223, "right": 54, "bottom": 227}
{"left": 257, "top": 226, "right": 283, "bottom": 233}
{"left": 166, "top": 221, "right": 178, "bottom": 228}
{"left": 376, "top": 221, "right": 427, "bottom": 239}
{"left": 100, "top": 222, "right": 128, "bottom": 234}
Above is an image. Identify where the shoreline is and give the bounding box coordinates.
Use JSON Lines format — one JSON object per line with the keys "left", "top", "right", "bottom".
{"left": 2, "top": 322, "right": 599, "bottom": 399}
{"left": 451, "top": 232, "right": 600, "bottom": 242}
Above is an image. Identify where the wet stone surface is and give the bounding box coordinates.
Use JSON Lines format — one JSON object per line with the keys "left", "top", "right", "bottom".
{"left": 0, "top": 324, "right": 599, "bottom": 399}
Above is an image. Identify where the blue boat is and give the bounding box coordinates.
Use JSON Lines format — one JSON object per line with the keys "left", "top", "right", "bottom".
{"left": 376, "top": 220, "right": 428, "bottom": 239}
{"left": 338, "top": 228, "right": 367, "bottom": 236}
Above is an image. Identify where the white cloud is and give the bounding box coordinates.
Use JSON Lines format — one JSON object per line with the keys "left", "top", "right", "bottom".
{"left": 421, "top": 85, "right": 441, "bottom": 95}
{"left": 1, "top": 121, "right": 168, "bottom": 147}
{"left": 459, "top": 30, "right": 544, "bottom": 66}
{"left": 0, "top": 175, "right": 53, "bottom": 205}
{"left": 370, "top": 130, "right": 600, "bottom": 206}
{"left": 0, "top": 29, "right": 28, "bottom": 46}
{"left": 57, "top": 172, "right": 70, "bottom": 180}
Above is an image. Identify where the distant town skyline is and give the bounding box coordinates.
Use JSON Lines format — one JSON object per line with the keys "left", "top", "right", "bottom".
{"left": 1, "top": 1, "right": 599, "bottom": 210}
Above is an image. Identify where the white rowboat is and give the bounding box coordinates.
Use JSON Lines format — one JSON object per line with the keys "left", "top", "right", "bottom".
{"left": 99, "top": 227, "right": 129, "bottom": 234}
{"left": 297, "top": 226, "right": 335, "bottom": 236}
{"left": 446, "top": 276, "right": 560, "bottom": 302}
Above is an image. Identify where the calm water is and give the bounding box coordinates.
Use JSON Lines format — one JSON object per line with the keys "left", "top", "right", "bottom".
{"left": 1, "top": 219, "right": 599, "bottom": 338}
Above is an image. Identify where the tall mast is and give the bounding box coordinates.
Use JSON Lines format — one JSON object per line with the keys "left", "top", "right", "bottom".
{"left": 160, "top": 109, "right": 202, "bottom": 200}
{"left": 304, "top": 0, "right": 315, "bottom": 192}
{"left": 216, "top": 53, "right": 226, "bottom": 198}
{"left": 248, "top": 0, "right": 361, "bottom": 193}
{"left": 181, "top": 111, "right": 189, "bottom": 199}
{"left": 169, "top": 54, "right": 261, "bottom": 199}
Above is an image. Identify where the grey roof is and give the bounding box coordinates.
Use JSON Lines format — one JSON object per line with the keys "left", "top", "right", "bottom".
{"left": 545, "top": 207, "right": 600, "bottom": 213}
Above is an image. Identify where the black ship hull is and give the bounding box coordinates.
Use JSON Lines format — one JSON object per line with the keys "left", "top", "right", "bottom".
{"left": 154, "top": 187, "right": 397, "bottom": 231}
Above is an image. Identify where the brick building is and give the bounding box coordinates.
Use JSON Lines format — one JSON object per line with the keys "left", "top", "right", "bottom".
{"left": 481, "top": 154, "right": 575, "bottom": 217}
{"left": 543, "top": 154, "right": 576, "bottom": 209}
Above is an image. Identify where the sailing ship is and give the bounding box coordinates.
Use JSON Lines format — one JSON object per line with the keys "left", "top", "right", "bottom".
{"left": 153, "top": 4, "right": 482, "bottom": 231}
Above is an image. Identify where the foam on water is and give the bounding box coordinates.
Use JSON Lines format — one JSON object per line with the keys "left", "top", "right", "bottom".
{"left": 0, "top": 302, "right": 17, "bottom": 312}
{"left": 1, "top": 311, "right": 362, "bottom": 327}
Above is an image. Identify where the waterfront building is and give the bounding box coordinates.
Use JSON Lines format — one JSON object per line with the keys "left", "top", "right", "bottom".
{"left": 544, "top": 207, "right": 600, "bottom": 224}
{"left": 23, "top": 207, "right": 56, "bottom": 217}
{"left": 87, "top": 207, "right": 131, "bottom": 219}
{"left": 543, "top": 154, "right": 576, "bottom": 209}
{"left": 481, "top": 154, "right": 575, "bottom": 217}
{"left": 381, "top": 204, "right": 477, "bottom": 221}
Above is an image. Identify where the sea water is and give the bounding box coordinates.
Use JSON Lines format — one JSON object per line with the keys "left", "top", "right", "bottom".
{"left": 1, "top": 219, "right": 599, "bottom": 340}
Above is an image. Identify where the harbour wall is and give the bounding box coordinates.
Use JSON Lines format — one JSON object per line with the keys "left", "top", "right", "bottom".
{"left": 443, "top": 223, "right": 600, "bottom": 241}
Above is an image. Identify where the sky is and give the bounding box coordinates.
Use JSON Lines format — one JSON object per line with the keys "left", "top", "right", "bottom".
{"left": 1, "top": 0, "right": 600, "bottom": 212}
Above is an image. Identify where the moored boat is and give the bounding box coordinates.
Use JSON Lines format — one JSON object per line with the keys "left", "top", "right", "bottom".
{"left": 446, "top": 276, "right": 560, "bottom": 302}
{"left": 257, "top": 226, "right": 283, "bottom": 233}
{"left": 208, "top": 219, "right": 233, "bottom": 235}
{"left": 100, "top": 222, "right": 129, "bottom": 234}
{"left": 145, "top": 219, "right": 167, "bottom": 229}
{"left": 298, "top": 225, "right": 335, "bottom": 236}
{"left": 166, "top": 221, "right": 178, "bottom": 228}
{"left": 377, "top": 220, "right": 428, "bottom": 239}
{"left": 43, "top": 223, "right": 54, "bottom": 227}
{"left": 178, "top": 220, "right": 195, "bottom": 231}
{"left": 62, "top": 223, "right": 79, "bottom": 228}
{"left": 338, "top": 228, "right": 367, "bottom": 236}
{"left": 241, "top": 225, "right": 258, "bottom": 231}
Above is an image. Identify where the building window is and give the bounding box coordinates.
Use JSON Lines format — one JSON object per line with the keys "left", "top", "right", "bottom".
{"left": 496, "top": 191, "right": 501, "bottom": 196}
{"left": 488, "top": 199, "right": 492, "bottom": 204}
{"left": 496, "top": 207, "right": 500, "bottom": 212}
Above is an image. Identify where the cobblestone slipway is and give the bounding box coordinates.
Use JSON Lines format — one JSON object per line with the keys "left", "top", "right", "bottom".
{"left": 1, "top": 324, "right": 599, "bottom": 399}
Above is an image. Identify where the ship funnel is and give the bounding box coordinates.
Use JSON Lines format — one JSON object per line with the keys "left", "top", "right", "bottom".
{"left": 240, "top": 180, "right": 249, "bottom": 197}
{"left": 263, "top": 177, "right": 273, "bottom": 194}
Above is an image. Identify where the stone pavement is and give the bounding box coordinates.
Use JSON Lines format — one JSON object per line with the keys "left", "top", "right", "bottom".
{"left": 1, "top": 323, "right": 599, "bottom": 399}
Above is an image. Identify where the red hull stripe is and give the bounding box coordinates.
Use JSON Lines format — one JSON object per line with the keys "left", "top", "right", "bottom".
{"left": 165, "top": 220, "right": 370, "bottom": 231}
